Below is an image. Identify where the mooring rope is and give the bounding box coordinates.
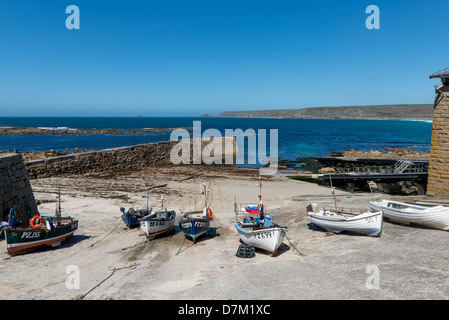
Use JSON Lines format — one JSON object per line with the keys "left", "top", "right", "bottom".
{"left": 175, "top": 234, "right": 188, "bottom": 256}
{"left": 74, "top": 262, "right": 140, "bottom": 300}
{"left": 88, "top": 221, "right": 121, "bottom": 248}
{"left": 283, "top": 231, "right": 306, "bottom": 257}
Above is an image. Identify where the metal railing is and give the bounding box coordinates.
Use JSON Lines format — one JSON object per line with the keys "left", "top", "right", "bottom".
{"left": 335, "top": 162, "right": 428, "bottom": 175}
{"left": 340, "top": 153, "right": 430, "bottom": 161}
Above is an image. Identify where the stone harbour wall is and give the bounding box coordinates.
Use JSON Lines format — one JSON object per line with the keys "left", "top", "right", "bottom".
{"left": 25, "top": 141, "right": 176, "bottom": 179}
{"left": 427, "top": 84, "right": 449, "bottom": 197}
{"left": 0, "top": 154, "right": 37, "bottom": 225}
{"left": 25, "top": 137, "right": 237, "bottom": 179}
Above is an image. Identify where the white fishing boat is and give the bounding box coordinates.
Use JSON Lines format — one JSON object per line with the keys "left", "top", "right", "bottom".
{"left": 307, "top": 204, "right": 383, "bottom": 237}
{"left": 234, "top": 220, "right": 287, "bottom": 256}
{"left": 369, "top": 199, "right": 449, "bottom": 231}
{"left": 140, "top": 195, "right": 176, "bottom": 238}
{"left": 234, "top": 178, "right": 287, "bottom": 256}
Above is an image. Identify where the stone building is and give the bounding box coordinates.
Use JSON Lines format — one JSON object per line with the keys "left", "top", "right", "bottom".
{"left": 0, "top": 153, "right": 37, "bottom": 226}
{"left": 428, "top": 68, "right": 449, "bottom": 197}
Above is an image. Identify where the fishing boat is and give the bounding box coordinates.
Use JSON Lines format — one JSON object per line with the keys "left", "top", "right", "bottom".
{"left": 369, "top": 199, "right": 449, "bottom": 231}
{"left": 307, "top": 204, "right": 383, "bottom": 237}
{"left": 4, "top": 194, "right": 78, "bottom": 256}
{"left": 234, "top": 178, "right": 287, "bottom": 256}
{"left": 307, "top": 177, "right": 383, "bottom": 236}
{"left": 120, "top": 191, "right": 151, "bottom": 228}
{"left": 178, "top": 183, "right": 214, "bottom": 243}
{"left": 140, "top": 195, "right": 176, "bottom": 238}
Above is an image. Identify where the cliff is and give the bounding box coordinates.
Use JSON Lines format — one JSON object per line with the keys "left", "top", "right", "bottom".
{"left": 203, "top": 104, "right": 434, "bottom": 120}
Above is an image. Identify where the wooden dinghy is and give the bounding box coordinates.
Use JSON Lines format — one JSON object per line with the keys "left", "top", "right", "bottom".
{"left": 307, "top": 204, "right": 383, "bottom": 237}
{"left": 370, "top": 199, "right": 449, "bottom": 231}
{"left": 307, "top": 177, "right": 382, "bottom": 237}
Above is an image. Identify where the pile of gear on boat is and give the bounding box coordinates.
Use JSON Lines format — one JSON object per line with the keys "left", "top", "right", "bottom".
{"left": 2, "top": 179, "right": 449, "bottom": 257}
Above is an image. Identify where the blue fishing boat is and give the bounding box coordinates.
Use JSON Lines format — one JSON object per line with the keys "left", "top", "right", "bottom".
{"left": 178, "top": 183, "right": 214, "bottom": 243}
{"left": 120, "top": 191, "right": 151, "bottom": 228}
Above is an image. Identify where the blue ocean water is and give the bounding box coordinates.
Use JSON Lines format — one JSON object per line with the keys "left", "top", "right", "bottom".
{"left": 0, "top": 117, "right": 433, "bottom": 164}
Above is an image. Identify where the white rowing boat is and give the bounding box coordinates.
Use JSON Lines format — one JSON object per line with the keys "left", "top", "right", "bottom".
{"left": 307, "top": 178, "right": 382, "bottom": 237}
{"left": 370, "top": 199, "right": 449, "bottom": 231}
{"left": 307, "top": 205, "right": 383, "bottom": 237}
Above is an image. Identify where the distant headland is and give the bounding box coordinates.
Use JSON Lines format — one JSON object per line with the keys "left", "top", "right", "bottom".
{"left": 200, "top": 104, "right": 434, "bottom": 120}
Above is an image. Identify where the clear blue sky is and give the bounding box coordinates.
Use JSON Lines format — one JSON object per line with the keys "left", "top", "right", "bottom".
{"left": 0, "top": 0, "right": 447, "bottom": 116}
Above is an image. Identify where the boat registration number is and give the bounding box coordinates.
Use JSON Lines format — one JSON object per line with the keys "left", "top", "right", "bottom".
{"left": 365, "top": 216, "right": 378, "bottom": 224}
{"left": 181, "top": 222, "right": 191, "bottom": 229}
{"left": 181, "top": 221, "right": 206, "bottom": 228}
{"left": 21, "top": 232, "right": 41, "bottom": 239}
{"left": 149, "top": 221, "right": 165, "bottom": 226}
{"left": 194, "top": 221, "right": 207, "bottom": 227}
{"left": 254, "top": 231, "right": 272, "bottom": 239}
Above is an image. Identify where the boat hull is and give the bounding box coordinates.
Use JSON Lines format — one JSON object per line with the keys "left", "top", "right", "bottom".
{"left": 179, "top": 218, "right": 210, "bottom": 242}
{"left": 4, "top": 218, "right": 78, "bottom": 255}
{"left": 307, "top": 210, "right": 383, "bottom": 236}
{"left": 121, "top": 213, "right": 142, "bottom": 228}
{"left": 370, "top": 200, "right": 449, "bottom": 231}
{"left": 234, "top": 223, "right": 286, "bottom": 255}
{"left": 140, "top": 218, "right": 176, "bottom": 238}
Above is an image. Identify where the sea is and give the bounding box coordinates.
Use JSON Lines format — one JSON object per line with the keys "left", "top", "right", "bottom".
{"left": 0, "top": 117, "right": 433, "bottom": 166}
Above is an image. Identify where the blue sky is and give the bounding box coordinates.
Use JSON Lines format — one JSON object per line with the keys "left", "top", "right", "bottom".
{"left": 0, "top": 0, "right": 447, "bottom": 116}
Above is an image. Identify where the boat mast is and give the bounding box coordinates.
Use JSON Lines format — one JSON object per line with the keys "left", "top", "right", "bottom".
{"left": 203, "top": 183, "right": 208, "bottom": 209}
{"left": 329, "top": 175, "right": 338, "bottom": 211}
{"left": 160, "top": 195, "right": 165, "bottom": 208}
{"left": 58, "top": 189, "right": 62, "bottom": 222}
{"left": 146, "top": 190, "right": 150, "bottom": 210}
{"left": 258, "top": 176, "right": 264, "bottom": 216}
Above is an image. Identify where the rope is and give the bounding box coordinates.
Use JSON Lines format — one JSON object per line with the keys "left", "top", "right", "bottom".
{"left": 74, "top": 262, "right": 140, "bottom": 300}
{"left": 175, "top": 234, "right": 188, "bottom": 256}
{"left": 88, "top": 221, "right": 121, "bottom": 248}
{"left": 283, "top": 231, "right": 306, "bottom": 257}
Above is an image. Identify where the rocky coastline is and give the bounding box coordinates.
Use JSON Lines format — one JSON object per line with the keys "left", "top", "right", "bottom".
{"left": 0, "top": 126, "right": 191, "bottom": 136}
